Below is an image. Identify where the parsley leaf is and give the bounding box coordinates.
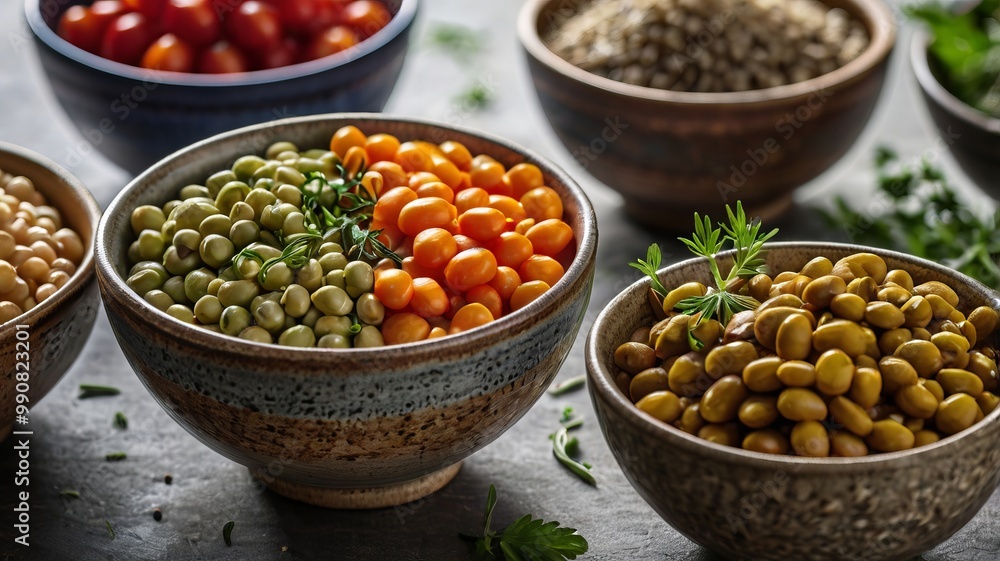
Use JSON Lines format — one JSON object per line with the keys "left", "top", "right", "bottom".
{"left": 470, "top": 485, "right": 588, "bottom": 561}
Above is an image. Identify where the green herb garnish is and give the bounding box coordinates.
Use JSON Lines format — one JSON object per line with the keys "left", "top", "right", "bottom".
{"left": 629, "top": 243, "right": 670, "bottom": 298}
{"left": 550, "top": 426, "right": 595, "bottom": 486}
{"left": 822, "top": 146, "right": 1000, "bottom": 287}
{"left": 559, "top": 407, "right": 584, "bottom": 431}
{"left": 105, "top": 452, "right": 127, "bottom": 462}
{"left": 78, "top": 384, "right": 120, "bottom": 399}
{"left": 548, "top": 375, "right": 586, "bottom": 396}
{"left": 457, "top": 83, "right": 493, "bottom": 109}
{"left": 466, "top": 484, "right": 588, "bottom": 561}
{"left": 223, "top": 521, "right": 235, "bottom": 547}
{"left": 105, "top": 520, "right": 115, "bottom": 539}
{"left": 60, "top": 490, "right": 80, "bottom": 499}
{"left": 907, "top": 1, "right": 1000, "bottom": 117}
{"left": 655, "top": 202, "right": 778, "bottom": 326}
{"left": 113, "top": 412, "right": 128, "bottom": 430}
{"left": 426, "top": 23, "right": 483, "bottom": 63}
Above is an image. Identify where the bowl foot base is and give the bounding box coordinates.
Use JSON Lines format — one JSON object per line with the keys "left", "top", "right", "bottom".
{"left": 253, "top": 462, "right": 462, "bottom": 509}
{"left": 623, "top": 193, "right": 794, "bottom": 232}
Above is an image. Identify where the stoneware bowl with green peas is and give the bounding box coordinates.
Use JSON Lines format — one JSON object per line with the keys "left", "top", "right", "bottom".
{"left": 95, "top": 113, "right": 597, "bottom": 509}
{"left": 586, "top": 243, "right": 1000, "bottom": 561}
{"left": 0, "top": 143, "right": 100, "bottom": 442}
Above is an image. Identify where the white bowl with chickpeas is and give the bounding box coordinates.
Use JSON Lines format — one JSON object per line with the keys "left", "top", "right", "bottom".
{"left": 0, "top": 142, "right": 100, "bottom": 440}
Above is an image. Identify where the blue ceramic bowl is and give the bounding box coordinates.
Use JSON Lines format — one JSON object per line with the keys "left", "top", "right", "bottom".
{"left": 25, "top": 0, "right": 417, "bottom": 174}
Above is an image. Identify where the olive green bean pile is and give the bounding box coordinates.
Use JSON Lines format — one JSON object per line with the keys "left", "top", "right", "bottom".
{"left": 125, "top": 141, "right": 387, "bottom": 348}
{"left": 614, "top": 253, "right": 1000, "bottom": 456}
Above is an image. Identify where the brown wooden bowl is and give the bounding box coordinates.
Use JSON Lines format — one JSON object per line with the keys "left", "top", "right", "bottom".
{"left": 586, "top": 242, "right": 1000, "bottom": 561}
{"left": 0, "top": 143, "right": 101, "bottom": 441}
{"left": 519, "top": 0, "right": 896, "bottom": 230}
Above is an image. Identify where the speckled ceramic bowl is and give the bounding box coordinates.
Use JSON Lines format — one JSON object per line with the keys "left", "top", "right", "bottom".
{"left": 0, "top": 143, "right": 101, "bottom": 441}
{"left": 96, "top": 114, "right": 597, "bottom": 509}
{"left": 586, "top": 243, "right": 1000, "bottom": 561}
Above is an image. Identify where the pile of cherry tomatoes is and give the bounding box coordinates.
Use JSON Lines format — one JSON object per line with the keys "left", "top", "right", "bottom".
{"left": 56, "top": 0, "right": 392, "bottom": 73}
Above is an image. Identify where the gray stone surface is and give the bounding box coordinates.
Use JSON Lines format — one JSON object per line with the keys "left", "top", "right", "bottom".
{"left": 0, "top": 0, "right": 997, "bottom": 560}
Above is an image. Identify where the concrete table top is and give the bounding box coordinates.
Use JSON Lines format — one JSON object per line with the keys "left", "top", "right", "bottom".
{"left": 0, "top": 0, "right": 997, "bottom": 560}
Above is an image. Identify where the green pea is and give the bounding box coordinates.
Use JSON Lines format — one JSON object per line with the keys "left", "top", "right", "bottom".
{"left": 218, "top": 280, "right": 260, "bottom": 309}
{"left": 275, "top": 165, "right": 306, "bottom": 187}
{"left": 250, "top": 243, "right": 282, "bottom": 261}
{"left": 180, "top": 184, "right": 211, "bottom": 200}
{"left": 131, "top": 238, "right": 164, "bottom": 269}
{"left": 172, "top": 229, "right": 202, "bottom": 256}
{"left": 356, "top": 293, "right": 384, "bottom": 326}
{"left": 160, "top": 219, "right": 177, "bottom": 240}
{"left": 344, "top": 261, "right": 374, "bottom": 298}
{"left": 251, "top": 291, "right": 282, "bottom": 311}
{"left": 278, "top": 325, "right": 316, "bottom": 347}
{"left": 318, "top": 151, "right": 339, "bottom": 171}
{"left": 229, "top": 201, "right": 255, "bottom": 223}
{"left": 172, "top": 200, "right": 219, "bottom": 231}
{"left": 194, "top": 295, "right": 224, "bottom": 324}
{"left": 207, "top": 277, "right": 224, "bottom": 296}
{"left": 325, "top": 269, "right": 346, "bottom": 289}
{"left": 126, "top": 269, "right": 164, "bottom": 296}
{"left": 281, "top": 284, "right": 311, "bottom": 318}
{"left": 232, "top": 155, "right": 267, "bottom": 182}
{"left": 218, "top": 266, "right": 239, "bottom": 281}
{"left": 354, "top": 325, "right": 384, "bottom": 347}
{"left": 315, "top": 315, "right": 353, "bottom": 338}
{"left": 266, "top": 141, "right": 298, "bottom": 160}
{"left": 296, "top": 158, "right": 325, "bottom": 175}
{"left": 162, "top": 275, "right": 189, "bottom": 305}
{"left": 252, "top": 177, "right": 275, "bottom": 192}
{"left": 230, "top": 220, "right": 260, "bottom": 250}
{"left": 296, "top": 259, "right": 323, "bottom": 292}
{"left": 234, "top": 256, "right": 260, "bottom": 281}
{"left": 165, "top": 304, "right": 196, "bottom": 324}
{"left": 239, "top": 325, "right": 273, "bottom": 343}
{"left": 199, "top": 214, "right": 232, "bottom": 238}
{"left": 253, "top": 299, "right": 286, "bottom": 333}
{"left": 318, "top": 252, "right": 348, "bottom": 273}
{"left": 129, "top": 260, "right": 168, "bottom": 280}
{"left": 162, "top": 199, "right": 182, "bottom": 216}
{"left": 301, "top": 148, "right": 328, "bottom": 160}
{"left": 274, "top": 184, "right": 302, "bottom": 206}
{"left": 128, "top": 241, "right": 142, "bottom": 263}
{"left": 184, "top": 268, "right": 217, "bottom": 303}
{"left": 163, "top": 246, "right": 202, "bottom": 276}
{"left": 318, "top": 334, "right": 350, "bottom": 348}
{"left": 275, "top": 150, "right": 299, "bottom": 162}
{"left": 131, "top": 205, "right": 167, "bottom": 235}
{"left": 258, "top": 230, "right": 281, "bottom": 248}
{"left": 318, "top": 242, "right": 344, "bottom": 255}
{"left": 252, "top": 162, "right": 279, "bottom": 184}
{"left": 282, "top": 211, "right": 308, "bottom": 236}
{"left": 244, "top": 189, "right": 277, "bottom": 219}
{"left": 200, "top": 234, "right": 235, "bottom": 268}
{"left": 220, "top": 305, "right": 252, "bottom": 336}
{"left": 261, "top": 261, "right": 294, "bottom": 291}
{"left": 206, "top": 170, "right": 238, "bottom": 197}
{"left": 143, "top": 289, "right": 174, "bottom": 312}
{"left": 259, "top": 205, "right": 284, "bottom": 231}
{"left": 312, "top": 285, "right": 353, "bottom": 316}
{"left": 215, "top": 181, "right": 251, "bottom": 216}
{"left": 301, "top": 306, "right": 323, "bottom": 328}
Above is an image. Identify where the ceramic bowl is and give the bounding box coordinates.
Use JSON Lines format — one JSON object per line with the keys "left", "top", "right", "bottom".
{"left": 0, "top": 142, "right": 101, "bottom": 441}
{"left": 95, "top": 113, "right": 598, "bottom": 509}
{"left": 911, "top": 30, "right": 1000, "bottom": 196}
{"left": 24, "top": 0, "right": 418, "bottom": 174}
{"left": 586, "top": 242, "right": 1000, "bottom": 561}
{"left": 518, "top": 0, "right": 896, "bottom": 230}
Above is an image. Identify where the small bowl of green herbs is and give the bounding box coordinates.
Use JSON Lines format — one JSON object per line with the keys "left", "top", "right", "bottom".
{"left": 910, "top": 1, "right": 1000, "bottom": 192}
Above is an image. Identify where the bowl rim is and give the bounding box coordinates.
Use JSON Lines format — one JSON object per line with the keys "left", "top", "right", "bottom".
{"left": 0, "top": 141, "right": 100, "bottom": 331}
{"left": 586, "top": 241, "right": 1000, "bottom": 469}
{"left": 95, "top": 112, "right": 598, "bottom": 363}
{"left": 910, "top": 28, "right": 1000, "bottom": 134}
{"left": 24, "top": 0, "right": 418, "bottom": 88}
{"left": 517, "top": 0, "right": 897, "bottom": 105}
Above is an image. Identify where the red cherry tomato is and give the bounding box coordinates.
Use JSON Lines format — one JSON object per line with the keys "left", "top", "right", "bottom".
{"left": 123, "top": 0, "right": 166, "bottom": 18}
{"left": 266, "top": 0, "right": 319, "bottom": 32}
{"left": 198, "top": 41, "right": 249, "bottom": 73}
{"left": 342, "top": 0, "right": 390, "bottom": 38}
{"left": 303, "top": 25, "right": 358, "bottom": 60}
{"left": 162, "top": 0, "right": 220, "bottom": 47}
{"left": 58, "top": 6, "right": 103, "bottom": 53}
{"left": 101, "top": 13, "right": 156, "bottom": 66}
{"left": 258, "top": 37, "right": 300, "bottom": 69}
{"left": 226, "top": 1, "right": 283, "bottom": 53}
{"left": 140, "top": 33, "right": 195, "bottom": 72}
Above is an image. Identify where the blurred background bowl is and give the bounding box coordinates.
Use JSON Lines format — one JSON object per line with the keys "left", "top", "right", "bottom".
{"left": 519, "top": 0, "right": 896, "bottom": 231}
{"left": 911, "top": 29, "right": 1000, "bottom": 196}
{"left": 0, "top": 142, "right": 100, "bottom": 441}
{"left": 95, "top": 113, "right": 597, "bottom": 509}
{"left": 586, "top": 242, "right": 1000, "bottom": 561}
{"left": 24, "top": 0, "right": 418, "bottom": 175}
